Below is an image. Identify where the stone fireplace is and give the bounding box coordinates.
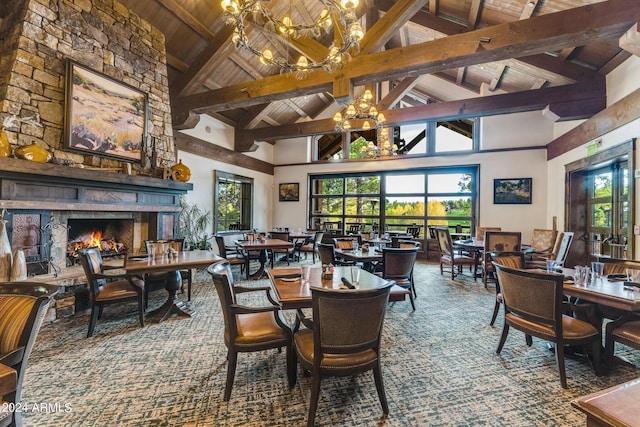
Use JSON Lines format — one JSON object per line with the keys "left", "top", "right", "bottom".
{"left": 0, "top": 158, "right": 192, "bottom": 277}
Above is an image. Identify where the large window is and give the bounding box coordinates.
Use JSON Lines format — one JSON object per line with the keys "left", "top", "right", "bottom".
{"left": 214, "top": 171, "right": 253, "bottom": 232}
{"left": 309, "top": 166, "right": 477, "bottom": 238}
{"left": 315, "top": 118, "right": 478, "bottom": 161}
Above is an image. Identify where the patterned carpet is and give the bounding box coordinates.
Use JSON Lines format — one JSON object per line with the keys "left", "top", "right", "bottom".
{"left": 21, "top": 259, "right": 640, "bottom": 426}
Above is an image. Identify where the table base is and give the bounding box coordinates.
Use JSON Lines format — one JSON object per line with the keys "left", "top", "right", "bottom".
{"left": 147, "top": 294, "right": 195, "bottom": 323}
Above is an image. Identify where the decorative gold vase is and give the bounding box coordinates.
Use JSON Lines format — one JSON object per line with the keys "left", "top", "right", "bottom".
{"left": 14, "top": 143, "right": 52, "bottom": 163}
{"left": 171, "top": 159, "right": 191, "bottom": 182}
{"left": 0, "top": 127, "right": 11, "bottom": 158}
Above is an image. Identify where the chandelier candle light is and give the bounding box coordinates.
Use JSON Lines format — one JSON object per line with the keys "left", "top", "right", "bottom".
{"left": 221, "top": 0, "right": 364, "bottom": 78}
{"left": 333, "top": 89, "right": 397, "bottom": 157}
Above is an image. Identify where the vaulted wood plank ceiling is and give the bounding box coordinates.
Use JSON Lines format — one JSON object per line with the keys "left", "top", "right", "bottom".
{"left": 117, "top": 0, "right": 639, "bottom": 154}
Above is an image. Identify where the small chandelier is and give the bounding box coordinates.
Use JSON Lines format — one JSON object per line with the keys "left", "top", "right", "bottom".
{"left": 221, "top": 1, "right": 364, "bottom": 78}
{"left": 333, "top": 89, "right": 385, "bottom": 132}
{"left": 361, "top": 128, "right": 398, "bottom": 158}
{"left": 333, "top": 89, "right": 397, "bottom": 157}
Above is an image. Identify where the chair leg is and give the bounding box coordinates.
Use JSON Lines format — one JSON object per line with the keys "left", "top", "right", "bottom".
{"left": 87, "top": 305, "right": 100, "bottom": 338}
{"left": 307, "top": 369, "right": 322, "bottom": 427}
{"left": 187, "top": 274, "right": 192, "bottom": 301}
{"left": 408, "top": 287, "right": 416, "bottom": 311}
{"left": 489, "top": 300, "right": 500, "bottom": 326}
{"left": 496, "top": 324, "right": 510, "bottom": 354}
{"left": 373, "top": 363, "right": 389, "bottom": 414}
{"left": 555, "top": 343, "right": 568, "bottom": 389}
{"left": 138, "top": 294, "right": 145, "bottom": 328}
{"left": 224, "top": 350, "right": 238, "bottom": 401}
{"left": 590, "top": 338, "right": 602, "bottom": 376}
{"left": 287, "top": 342, "right": 296, "bottom": 388}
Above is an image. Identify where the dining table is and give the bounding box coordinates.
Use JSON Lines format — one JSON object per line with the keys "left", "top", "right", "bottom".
{"left": 335, "top": 247, "right": 383, "bottom": 272}
{"left": 267, "top": 266, "right": 404, "bottom": 330}
{"left": 236, "top": 238, "right": 294, "bottom": 279}
{"left": 124, "top": 250, "right": 223, "bottom": 322}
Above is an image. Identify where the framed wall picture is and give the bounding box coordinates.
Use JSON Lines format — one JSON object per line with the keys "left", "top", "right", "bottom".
{"left": 493, "top": 178, "right": 532, "bottom": 204}
{"left": 279, "top": 183, "right": 299, "bottom": 202}
{"left": 64, "top": 60, "right": 148, "bottom": 162}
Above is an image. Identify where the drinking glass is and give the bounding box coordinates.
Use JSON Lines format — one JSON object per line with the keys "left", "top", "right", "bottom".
{"left": 353, "top": 242, "right": 359, "bottom": 252}
{"left": 546, "top": 259, "right": 556, "bottom": 273}
{"left": 148, "top": 243, "right": 156, "bottom": 260}
{"left": 573, "top": 266, "right": 589, "bottom": 285}
{"left": 627, "top": 268, "right": 640, "bottom": 283}
{"left": 350, "top": 266, "right": 361, "bottom": 287}
{"left": 591, "top": 261, "right": 604, "bottom": 279}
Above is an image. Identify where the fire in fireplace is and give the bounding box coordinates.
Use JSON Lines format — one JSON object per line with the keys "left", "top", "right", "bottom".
{"left": 66, "top": 219, "right": 133, "bottom": 263}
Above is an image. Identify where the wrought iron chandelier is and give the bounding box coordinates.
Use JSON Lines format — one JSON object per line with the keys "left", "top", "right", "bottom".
{"left": 333, "top": 89, "right": 397, "bottom": 157}
{"left": 221, "top": 0, "right": 364, "bottom": 77}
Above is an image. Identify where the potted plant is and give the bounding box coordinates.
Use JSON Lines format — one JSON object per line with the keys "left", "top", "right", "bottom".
{"left": 178, "top": 196, "right": 213, "bottom": 250}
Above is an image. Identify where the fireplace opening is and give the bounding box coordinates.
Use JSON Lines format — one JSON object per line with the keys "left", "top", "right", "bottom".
{"left": 67, "top": 219, "right": 133, "bottom": 264}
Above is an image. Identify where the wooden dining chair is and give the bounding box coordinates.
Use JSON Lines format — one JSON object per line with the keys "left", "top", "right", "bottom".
{"left": 488, "top": 251, "right": 525, "bottom": 326}
{"left": 482, "top": 231, "right": 521, "bottom": 288}
{"left": 494, "top": 264, "right": 601, "bottom": 388}
{"left": 207, "top": 261, "right": 294, "bottom": 401}
{"left": 379, "top": 247, "right": 418, "bottom": 310}
{"left": 297, "top": 231, "right": 324, "bottom": 264}
{"left": 293, "top": 283, "right": 393, "bottom": 427}
{"left": 215, "top": 235, "right": 247, "bottom": 278}
{"left": 269, "top": 231, "right": 294, "bottom": 267}
{"left": 433, "top": 226, "right": 476, "bottom": 280}
{"left": 79, "top": 247, "right": 146, "bottom": 337}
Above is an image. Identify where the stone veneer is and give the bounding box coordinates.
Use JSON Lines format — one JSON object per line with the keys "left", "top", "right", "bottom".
{"left": 0, "top": 0, "right": 175, "bottom": 175}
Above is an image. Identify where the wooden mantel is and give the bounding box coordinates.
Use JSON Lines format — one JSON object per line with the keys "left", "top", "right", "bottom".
{"left": 0, "top": 158, "right": 192, "bottom": 212}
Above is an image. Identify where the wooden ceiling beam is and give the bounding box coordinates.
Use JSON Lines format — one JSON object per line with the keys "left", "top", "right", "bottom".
{"left": 170, "top": 25, "right": 235, "bottom": 98}
{"left": 234, "top": 80, "right": 605, "bottom": 151}
{"left": 620, "top": 23, "right": 640, "bottom": 57}
{"left": 175, "top": 132, "right": 274, "bottom": 175}
{"left": 389, "top": 3, "right": 604, "bottom": 83}
{"left": 488, "top": 63, "right": 506, "bottom": 92}
{"left": 519, "top": 0, "right": 538, "bottom": 20}
{"left": 174, "top": 0, "right": 633, "bottom": 120}
{"left": 237, "top": 104, "right": 272, "bottom": 129}
{"left": 542, "top": 97, "right": 606, "bottom": 122}
{"left": 467, "top": 0, "right": 483, "bottom": 30}
{"left": 359, "top": 0, "right": 428, "bottom": 54}
{"left": 547, "top": 86, "right": 640, "bottom": 160}
{"left": 377, "top": 76, "right": 421, "bottom": 111}
{"left": 156, "top": 0, "right": 216, "bottom": 41}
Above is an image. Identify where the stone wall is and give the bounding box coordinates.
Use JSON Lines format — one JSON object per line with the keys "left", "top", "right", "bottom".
{"left": 0, "top": 0, "right": 175, "bottom": 176}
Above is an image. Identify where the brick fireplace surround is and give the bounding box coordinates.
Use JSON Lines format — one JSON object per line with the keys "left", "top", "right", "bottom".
{"left": 0, "top": 157, "right": 192, "bottom": 289}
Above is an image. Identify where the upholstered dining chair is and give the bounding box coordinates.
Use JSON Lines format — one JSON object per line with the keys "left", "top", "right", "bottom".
{"left": 78, "top": 247, "right": 146, "bottom": 337}
{"left": 494, "top": 264, "right": 601, "bottom": 388}
{"left": 379, "top": 247, "right": 418, "bottom": 310}
{"left": 293, "top": 283, "right": 393, "bottom": 427}
{"left": 482, "top": 231, "right": 521, "bottom": 288}
{"left": 488, "top": 251, "right": 525, "bottom": 326}
{"left": 529, "top": 229, "right": 558, "bottom": 259}
{"left": 144, "top": 239, "right": 192, "bottom": 302}
{"left": 215, "top": 235, "right": 247, "bottom": 278}
{"left": 433, "top": 226, "right": 476, "bottom": 280}
{"left": 317, "top": 243, "right": 354, "bottom": 266}
{"left": 475, "top": 226, "right": 501, "bottom": 241}
{"left": 269, "top": 231, "right": 295, "bottom": 267}
{"left": 207, "top": 261, "right": 294, "bottom": 401}
{"left": 527, "top": 232, "right": 574, "bottom": 268}
{"left": 0, "top": 282, "right": 58, "bottom": 427}
{"left": 297, "top": 231, "right": 324, "bottom": 264}
{"left": 605, "top": 313, "right": 640, "bottom": 371}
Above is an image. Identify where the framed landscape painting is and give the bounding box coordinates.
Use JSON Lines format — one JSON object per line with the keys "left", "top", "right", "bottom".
{"left": 64, "top": 61, "right": 147, "bottom": 162}
{"left": 279, "top": 183, "right": 299, "bottom": 202}
{"left": 493, "top": 178, "right": 532, "bottom": 204}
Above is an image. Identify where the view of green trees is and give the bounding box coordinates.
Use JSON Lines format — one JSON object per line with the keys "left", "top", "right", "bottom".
{"left": 312, "top": 172, "right": 474, "bottom": 233}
